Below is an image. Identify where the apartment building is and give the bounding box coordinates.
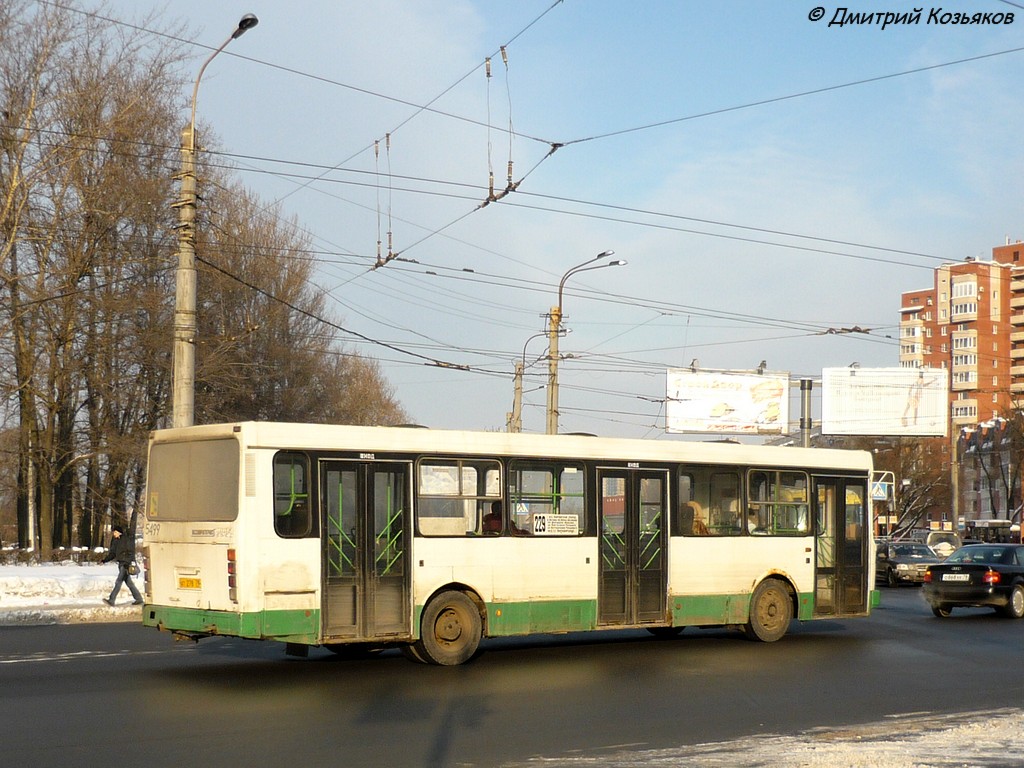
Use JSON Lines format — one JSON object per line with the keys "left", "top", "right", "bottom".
{"left": 899, "top": 251, "right": 1016, "bottom": 430}
{"left": 900, "top": 242, "right": 1024, "bottom": 533}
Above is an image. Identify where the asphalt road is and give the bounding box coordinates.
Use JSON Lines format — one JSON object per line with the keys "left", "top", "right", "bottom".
{"left": 1, "top": 587, "right": 1022, "bottom": 768}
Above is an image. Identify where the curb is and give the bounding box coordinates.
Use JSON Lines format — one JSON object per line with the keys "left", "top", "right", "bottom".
{"left": 0, "top": 604, "right": 142, "bottom": 627}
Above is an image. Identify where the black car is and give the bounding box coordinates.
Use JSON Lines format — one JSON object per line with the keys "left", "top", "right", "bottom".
{"left": 922, "top": 543, "right": 1024, "bottom": 618}
{"left": 876, "top": 540, "right": 944, "bottom": 586}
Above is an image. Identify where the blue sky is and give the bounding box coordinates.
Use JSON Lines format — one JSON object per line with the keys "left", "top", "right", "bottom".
{"left": 93, "top": 0, "right": 1024, "bottom": 437}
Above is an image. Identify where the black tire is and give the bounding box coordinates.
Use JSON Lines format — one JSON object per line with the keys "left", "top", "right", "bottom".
{"left": 400, "top": 643, "right": 429, "bottom": 664}
{"left": 646, "top": 626, "right": 685, "bottom": 639}
{"left": 931, "top": 605, "right": 952, "bottom": 618}
{"left": 1000, "top": 584, "right": 1024, "bottom": 619}
{"left": 744, "top": 578, "right": 792, "bottom": 642}
{"left": 415, "top": 590, "right": 482, "bottom": 666}
{"left": 886, "top": 568, "right": 899, "bottom": 588}
{"left": 324, "top": 642, "right": 382, "bottom": 659}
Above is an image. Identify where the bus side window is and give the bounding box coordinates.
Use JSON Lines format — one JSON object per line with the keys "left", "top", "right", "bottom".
{"left": 676, "top": 472, "right": 709, "bottom": 535}
{"left": 508, "top": 462, "right": 586, "bottom": 536}
{"left": 708, "top": 470, "right": 741, "bottom": 535}
{"left": 416, "top": 459, "right": 501, "bottom": 536}
{"left": 678, "top": 466, "right": 741, "bottom": 536}
{"left": 273, "top": 451, "right": 312, "bottom": 538}
{"left": 746, "top": 469, "right": 811, "bottom": 536}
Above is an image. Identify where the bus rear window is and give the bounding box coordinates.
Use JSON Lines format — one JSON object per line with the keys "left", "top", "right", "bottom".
{"left": 148, "top": 439, "right": 239, "bottom": 522}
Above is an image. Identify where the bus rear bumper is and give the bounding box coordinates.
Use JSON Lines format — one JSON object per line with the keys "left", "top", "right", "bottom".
{"left": 142, "top": 604, "right": 320, "bottom": 645}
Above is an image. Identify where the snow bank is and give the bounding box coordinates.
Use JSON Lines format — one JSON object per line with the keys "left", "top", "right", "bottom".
{"left": 0, "top": 562, "right": 142, "bottom": 625}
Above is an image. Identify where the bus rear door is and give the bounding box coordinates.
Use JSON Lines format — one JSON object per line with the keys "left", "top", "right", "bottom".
{"left": 813, "top": 476, "right": 869, "bottom": 616}
{"left": 320, "top": 460, "right": 411, "bottom": 642}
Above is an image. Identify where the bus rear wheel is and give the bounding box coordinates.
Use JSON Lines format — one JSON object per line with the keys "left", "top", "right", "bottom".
{"left": 744, "top": 578, "right": 792, "bottom": 642}
{"left": 414, "top": 590, "right": 482, "bottom": 666}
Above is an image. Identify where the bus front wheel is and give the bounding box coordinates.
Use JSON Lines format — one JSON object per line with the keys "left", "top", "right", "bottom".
{"left": 415, "top": 590, "right": 482, "bottom": 666}
{"left": 744, "top": 578, "right": 792, "bottom": 642}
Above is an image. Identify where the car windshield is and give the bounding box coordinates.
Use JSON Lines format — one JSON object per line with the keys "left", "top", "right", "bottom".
{"left": 946, "top": 546, "right": 1009, "bottom": 565}
{"left": 892, "top": 544, "right": 934, "bottom": 558}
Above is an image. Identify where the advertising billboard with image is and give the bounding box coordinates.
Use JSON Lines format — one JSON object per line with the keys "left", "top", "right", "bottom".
{"left": 821, "top": 367, "right": 947, "bottom": 436}
{"left": 666, "top": 370, "right": 790, "bottom": 434}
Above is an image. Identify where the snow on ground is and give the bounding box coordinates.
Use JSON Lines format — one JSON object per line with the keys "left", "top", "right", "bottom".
{"left": 0, "top": 560, "right": 142, "bottom": 625}
{"left": 507, "top": 709, "right": 1024, "bottom": 767}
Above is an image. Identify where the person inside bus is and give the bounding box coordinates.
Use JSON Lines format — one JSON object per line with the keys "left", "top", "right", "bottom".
{"left": 509, "top": 504, "right": 531, "bottom": 535}
{"left": 747, "top": 510, "right": 766, "bottom": 534}
{"left": 683, "top": 501, "right": 710, "bottom": 535}
{"left": 482, "top": 501, "right": 502, "bottom": 534}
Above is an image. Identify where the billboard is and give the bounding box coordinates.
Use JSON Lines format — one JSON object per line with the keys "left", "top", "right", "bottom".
{"left": 821, "top": 367, "right": 948, "bottom": 436}
{"left": 666, "top": 370, "right": 790, "bottom": 434}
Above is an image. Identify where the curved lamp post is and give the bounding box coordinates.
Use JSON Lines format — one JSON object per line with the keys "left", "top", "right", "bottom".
{"left": 172, "top": 14, "right": 259, "bottom": 428}
{"left": 545, "top": 251, "right": 626, "bottom": 434}
{"left": 507, "top": 331, "right": 548, "bottom": 433}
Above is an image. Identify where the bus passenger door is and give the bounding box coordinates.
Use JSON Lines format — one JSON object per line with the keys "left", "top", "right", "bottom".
{"left": 598, "top": 468, "right": 668, "bottom": 626}
{"left": 320, "top": 461, "right": 411, "bottom": 641}
{"left": 812, "top": 476, "right": 868, "bottom": 616}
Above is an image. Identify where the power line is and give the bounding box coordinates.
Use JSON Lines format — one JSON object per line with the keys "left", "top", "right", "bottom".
{"left": 563, "top": 44, "right": 1024, "bottom": 146}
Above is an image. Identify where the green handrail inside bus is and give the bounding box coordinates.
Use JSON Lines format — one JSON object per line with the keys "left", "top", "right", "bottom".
{"left": 278, "top": 462, "right": 308, "bottom": 518}
{"left": 327, "top": 476, "right": 356, "bottom": 575}
{"left": 375, "top": 484, "right": 404, "bottom": 575}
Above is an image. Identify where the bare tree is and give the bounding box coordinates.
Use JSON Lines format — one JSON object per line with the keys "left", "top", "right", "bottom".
{"left": 833, "top": 435, "right": 950, "bottom": 536}
{"left": 960, "top": 412, "right": 1024, "bottom": 524}
{"left": 0, "top": 2, "right": 187, "bottom": 555}
{"left": 0, "top": 2, "right": 410, "bottom": 556}
{"left": 195, "top": 178, "right": 408, "bottom": 426}
{"left": 0, "top": 0, "right": 80, "bottom": 554}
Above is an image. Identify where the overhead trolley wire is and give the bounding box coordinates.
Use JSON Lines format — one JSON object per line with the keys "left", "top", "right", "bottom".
{"left": 561, "top": 44, "right": 1024, "bottom": 147}
{"left": 37, "top": 1, "right": 1020, "bottom": 413}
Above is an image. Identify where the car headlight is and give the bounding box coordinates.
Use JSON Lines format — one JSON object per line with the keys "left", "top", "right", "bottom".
{"left": 896, "top": 564, "right": 910, "bottom": 571}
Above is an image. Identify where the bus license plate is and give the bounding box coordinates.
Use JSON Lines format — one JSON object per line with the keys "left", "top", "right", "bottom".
{"left": 942, "top": 573, "right": 970, "bottom": 582}
{"left": 178, "top": 577, "right": 202, "bottom": 590}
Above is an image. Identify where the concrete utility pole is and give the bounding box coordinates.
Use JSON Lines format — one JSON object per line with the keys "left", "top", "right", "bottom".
{"left": 172, "top": 14, "right": 258, "bottom": 428}
{"left": 545, "top": 251, "right": 625, "bottom": 434}
{"left": 508, "top": 332, "right": 547, "bottom": 432}
{"left": 507, "top": 359, "right": 524, "bottom": 433}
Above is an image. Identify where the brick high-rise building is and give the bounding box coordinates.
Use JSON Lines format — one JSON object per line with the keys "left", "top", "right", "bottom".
{"left": 900, "top": 241, "right": 1024, "bottom": 536}
{"left": 899, "top": 253, "right": 1015, "bottom": 429}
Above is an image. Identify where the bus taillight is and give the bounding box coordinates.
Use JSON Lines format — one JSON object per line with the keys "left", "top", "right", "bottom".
{"left": 227, "top": 548, "right": 238, "bottom": 602}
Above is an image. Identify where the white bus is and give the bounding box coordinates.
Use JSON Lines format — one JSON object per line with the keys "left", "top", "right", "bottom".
{"left": 141, "top": 422, "right": 876, "bottom": 664}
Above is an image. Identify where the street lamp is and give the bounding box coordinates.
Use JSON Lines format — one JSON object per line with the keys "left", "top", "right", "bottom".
{"left": 545, "top": 251, "right": 626, "bottom": 434}
{"left": 507, "top": 331, "right": 548, "bottom": 433}
{"left": 172, "top": 14, "right": 259, "bottom": 429}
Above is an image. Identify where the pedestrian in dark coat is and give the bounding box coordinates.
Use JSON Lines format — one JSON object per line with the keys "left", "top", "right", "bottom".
{"left": 102, "top": 524, "right": 143, "bottom": 606}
